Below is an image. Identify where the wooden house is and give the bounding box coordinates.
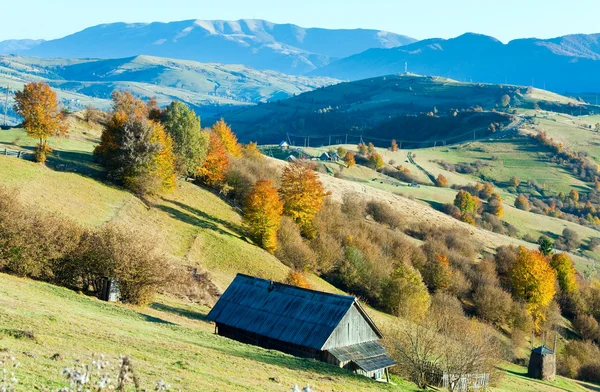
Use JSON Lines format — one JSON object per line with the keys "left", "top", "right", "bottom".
{"left": 207, "top": 274, "right": 395, "bottom": 381}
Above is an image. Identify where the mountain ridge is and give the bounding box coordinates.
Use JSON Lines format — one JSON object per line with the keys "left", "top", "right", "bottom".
{"left": 310, "top": 32, "right": 600, "bottom": 92}
{"left": 0, "top": 19, "right": 415, "bottom": 75}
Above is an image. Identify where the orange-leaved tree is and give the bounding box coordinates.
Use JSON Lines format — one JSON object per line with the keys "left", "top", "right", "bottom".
{"left": 94, "top": 91, "right": 175, "bottom": 195}
{"left": 550, "top": 253, "right": 578, "bottom": 295}
{"left": 243, "top": 179, "right": 283, "bottom": 253}
{"left": 279, "top": 162, "right": 328, "bottom": 239}
{"left": 13, "top": 82, "right": 67, "bottom": 163}
{"left": 435, "top": 174, "right": 448, "bottom": 188}
{"left": 344, "top": 151, "right": 356, "bottom": 168}
{"left": 390, "top": 139, "right": 399, "bottom": 152}
{"left": 285, "top": 270, "right": 311, "bottom": 289}
{"left": 368, "top": 152, "right": 384, "bottom": 170}
{"left": 487, "top": 193, "right": 504, "bottom": 218}
{"left": 212, "top": 119, "right": 242, "bottom": 157}
{"left": 509, "top": 246, "right": 557, "bottom": 330}
{"left": 197, "top": 131, "right": 230, "bottom": 186}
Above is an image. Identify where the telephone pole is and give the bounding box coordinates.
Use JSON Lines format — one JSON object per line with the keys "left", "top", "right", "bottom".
{"left": 3, "top": 84, "right": 9, "bottom": 127}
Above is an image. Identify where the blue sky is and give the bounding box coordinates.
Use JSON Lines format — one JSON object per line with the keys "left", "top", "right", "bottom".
{"left": 2, "top": 0, "right": 600, "bottom": 42}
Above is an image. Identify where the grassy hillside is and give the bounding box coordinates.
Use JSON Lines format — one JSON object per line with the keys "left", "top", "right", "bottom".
{"left": 0, "top": 273, "right": 414, "bottom": 391}
{"left": 220, "top": 74, "right": 593, "bottom": 144}
{"left": 1, "top": 120, "right": 599, "bottom": 391}
{"left": 0, "top": 54, "right": 336, "bottom": 123}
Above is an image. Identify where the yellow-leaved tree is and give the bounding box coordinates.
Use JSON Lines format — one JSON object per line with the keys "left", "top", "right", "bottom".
{"left": 279, "top": 163, "right": 328, "bottom": 239}
{"left": 243, "top": 179, "right": 283, "bottom": 253}
{"left": 550, "top": 253, "right": 578, "bottom": 294}
{"left": 13, "top": 82, "right": 67, "bottom": 163}
{"left": 509, "top": 247, "right": 557, "bottom": 330}
{"left": 212, "top": 119, "right": 242, "bottom": 157}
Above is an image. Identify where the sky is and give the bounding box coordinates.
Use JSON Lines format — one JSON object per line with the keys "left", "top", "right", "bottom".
{"left": 2, "top": 0, "right": 600, "bottom": 42}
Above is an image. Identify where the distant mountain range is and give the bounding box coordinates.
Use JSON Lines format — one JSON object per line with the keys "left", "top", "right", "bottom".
{"left": 0, "top": 19, "right": 415, "bottom": 75}
{"left": 0, "top": 54, "right": 336, "bottom": 123}
{"left": 310, "top": 33, "right": 600, "bottom": 93}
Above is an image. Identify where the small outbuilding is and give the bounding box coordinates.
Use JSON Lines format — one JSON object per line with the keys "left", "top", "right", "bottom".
{"left": 528, "top": 345, "right": 556, "bottom": 381}
{"left": 279, "top": 141, "right": 290, "bottom": 150}
{"left": 207, "top": 274, "right": 396, "bottom": 381}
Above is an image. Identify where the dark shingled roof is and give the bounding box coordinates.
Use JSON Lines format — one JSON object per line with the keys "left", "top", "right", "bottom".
{"left": 207, "top": 274, "right": 381, "bottom": 350}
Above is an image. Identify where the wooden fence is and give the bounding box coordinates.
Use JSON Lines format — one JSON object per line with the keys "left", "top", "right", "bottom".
{"left": 442, "top": 373, "right": 490, "bottom": 392}
{"left": 1, "top": 147, "right": 33, "bottom": 160}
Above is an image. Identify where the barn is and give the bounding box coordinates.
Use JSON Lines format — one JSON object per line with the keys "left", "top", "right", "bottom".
{"left": 207, "top": 274, "right": 396, "bottom": 381}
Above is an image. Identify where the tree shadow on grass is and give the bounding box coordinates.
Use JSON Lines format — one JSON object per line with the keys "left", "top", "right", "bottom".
{"left": 150, "top": 303, "right": 209, "bottom": 322}
{"left": 141, "top": 314, "right": 176, "bottom": 325}
{"left": 162, "top": 199, "right": 245, "bottom": 237}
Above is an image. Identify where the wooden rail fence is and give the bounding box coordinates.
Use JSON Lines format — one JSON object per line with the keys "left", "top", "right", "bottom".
{"left": 2, "top": 147, "right": 33, "bottom": 160}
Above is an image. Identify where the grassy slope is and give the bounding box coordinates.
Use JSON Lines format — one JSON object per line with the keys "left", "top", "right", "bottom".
{"left": 0, "top": 129, "right": 596, "bottom": 390}
{"left": 0, "top": 274, "right": 591, "bottom": 392}
{"left": 290, "top": 141, "right": 599, "bottom": 274}
{"left": 0, "top": 273, "right": 415, "bottom": 392}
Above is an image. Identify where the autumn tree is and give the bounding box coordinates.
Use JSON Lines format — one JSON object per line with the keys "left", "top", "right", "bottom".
{"left": 390, "top": 139, "right": 399, "bottom": 152}
{"left": 94, "top": 91, "right": 175, "bottom": 195}
{"left": 368, "top": 153, "right": 384, "bottom": 170}
{"left": 509, "top": 247, "right": 557, "bottom": 329}
{"left": 367, "top": 142, "right": 376, "bottom": 154}
{"left": 242, "top": 142, "right": 262, "bottom": 160}
{"left": 357, "top": 143, "right": 368, "bottom": 155}
{"left": 279, "top": 163, "right": 328, "bottom": 238}
{"left": 13, "top": 82, "right": 67, "bottom": 163}
{"left": 242, "top": 180, "right": 283, "bottom": 253}
{"left": 487, "top": 193, "right": 504, "bottom": 218}
{"left": 515, "top": 194, "right": 530, "bottom": 211}
{"left": 382, "top": 263, "right": 431, "bottom": 321}
{"left": 435, "top": 174, "right": 448, "bottom": 188}
{"left": 509, "top": 176, "right": 520, "bottom": 188}
{"left": 161, "top": 101, "right": 208, "bottom": 178}
{"left": 501, "top": 94, "right": 511, "bottom": 107}
{"left": 197, "top": 132, "right": 230, "bottom": 186}
{"left": 212, "top": 119, "right": 241, "bottom": 157}
{"left": 550, "top": 253, "right": 577, "bottom": 294}
{"left": 285, "top": 270, "right": 311, "bottom": 289}
{"left": 337, "top": 146, "right": 347, "bottom": 157}
{"left": 569, "top": 189, "right": 580, "bottom": 203}
{"left": 344, "top": 151, "right": 356, "bottom": 168}
{"left": 454, "top": 190, "right": 481, "bottom": 215}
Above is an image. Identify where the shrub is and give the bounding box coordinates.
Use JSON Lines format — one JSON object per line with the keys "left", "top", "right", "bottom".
{"left": 366, "top": 200, "right": 404, "bottom": 229}
{"left": 573, "top": 313, "right": 600, "bottom": 341}
{"left": 473, "top": 285, "right": 513, "bottom": 326}
{"left": 514, "top": 194, "right": 531, "bottom": 211}
{"left": 381, "top": 263, "right": 430, "bottom": 321}
{"left": 275, "top": 217, "right": 316, "bottom": 270}
{"left": 284, "top": 270, "right": 311, "bottom": 289}
{"left": 71, "top": 224, "right": 171, "bottom": 306}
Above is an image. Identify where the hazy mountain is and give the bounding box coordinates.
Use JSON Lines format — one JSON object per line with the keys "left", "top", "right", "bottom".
{"left": 0, "top": 54, "right": 337, "bottom": 120}
{"left": 310, "top": 33, "right": 600, "bottom": 93}
{"left": 2, "top": 19, "right": 415, "bottom": 75}
{"left": 0, "top": 39, "right": 44, "bottom": 53}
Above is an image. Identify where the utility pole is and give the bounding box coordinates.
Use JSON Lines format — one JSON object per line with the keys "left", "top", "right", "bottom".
{"left": 345, "top": 134, "right": 348, "bottom": 144}
{"left": 3, "top": 83, "right": 9, "bottom": 127}
{"left": 328, "top": 135, "right": 331, "bottom": 146}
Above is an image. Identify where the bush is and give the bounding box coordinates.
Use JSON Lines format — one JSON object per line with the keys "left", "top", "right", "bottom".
{"left": 366, "top": 200, "right": 404, "bottom": 229}
{"left": 381, "top": 263, "right": 430, "bottom": 321}
{"left": 275, "top": 217, "right": 316, "bottom": 270}
{"left": 573, "top": 313, "right": 600, "bottom": 341}
{"left": 473, "top": 285, "right": 513, "bottom": 326}
{"left": 69, "top": 224, "right": 171, "bottom": 306}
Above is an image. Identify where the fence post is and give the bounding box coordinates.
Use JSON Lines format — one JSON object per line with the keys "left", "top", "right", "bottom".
{"left": 17, "top": 151, "right": 21, "bottom": 158}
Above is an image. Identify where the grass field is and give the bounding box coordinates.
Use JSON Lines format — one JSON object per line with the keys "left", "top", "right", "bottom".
{"left": 0, "top": 273, "right": 415, "bottom": 392}
{"left": 1, "top": 273, "right": 594, "bottom": 392}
